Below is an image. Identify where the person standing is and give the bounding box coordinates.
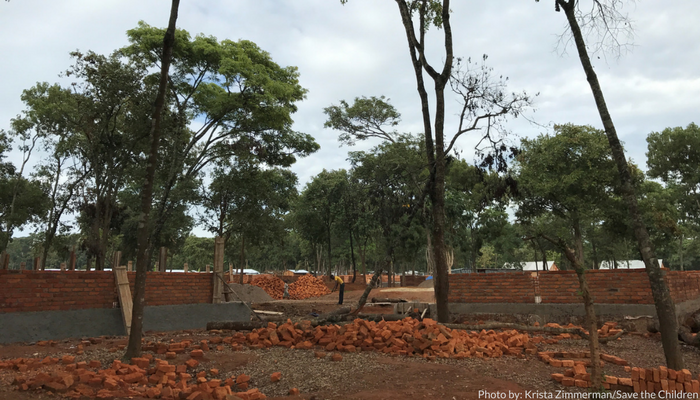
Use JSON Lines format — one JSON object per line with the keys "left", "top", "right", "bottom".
{"left": 331, "top": 274, "right": 345, "bottom": 305}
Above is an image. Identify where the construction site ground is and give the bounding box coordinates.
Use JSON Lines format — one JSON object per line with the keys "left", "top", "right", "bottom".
{"left": 3, "top": 287, "right": 700, "bottom": 400}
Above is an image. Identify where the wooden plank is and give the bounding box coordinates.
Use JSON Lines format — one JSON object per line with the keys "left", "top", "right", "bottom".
{"left": 114, "top": 266, "right": 133, "bottom": 335}
{"left": 112, "top": 251, "right": 122, "bottom": 271}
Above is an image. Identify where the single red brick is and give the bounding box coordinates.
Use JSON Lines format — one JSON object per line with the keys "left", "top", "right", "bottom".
{"left": 190, "top": 350, "right": 204, "bottom": 358}
{"left": 271, "top": 372, "right": 282, "bottom": 382}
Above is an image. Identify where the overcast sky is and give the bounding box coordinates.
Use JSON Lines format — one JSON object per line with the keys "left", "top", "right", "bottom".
{"left": 1, "top": 1, "right": 699, "bottom": 237}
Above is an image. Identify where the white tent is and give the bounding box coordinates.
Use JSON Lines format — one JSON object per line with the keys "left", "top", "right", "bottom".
{"left": 598, "top": 260, "right": 663, "bottom": 270}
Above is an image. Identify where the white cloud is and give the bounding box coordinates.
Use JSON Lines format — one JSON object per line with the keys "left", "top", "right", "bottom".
{"left": 1, "top": 0, "right": 699, "bottom": 237}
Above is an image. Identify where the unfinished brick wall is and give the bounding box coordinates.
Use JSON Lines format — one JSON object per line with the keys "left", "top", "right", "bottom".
{"left": 124, "top": 271, "right": 212, "bottom": 307}
{"left": 0, "top": 270, "right": 213, "bottom": 314}
{"left": 666, "top": 270, "right": 700, "bottom": 303}
{"left": 537, "top": 270, "right": 654, "bottom": 304}
{"left": 448, "top": 269, "right": 699, "bottom": 305}
{"left": 448, "top": 272, "right": 537, "bottom": 303}
{"left": 0, "top": 270, "right": 115, "bottom": 313}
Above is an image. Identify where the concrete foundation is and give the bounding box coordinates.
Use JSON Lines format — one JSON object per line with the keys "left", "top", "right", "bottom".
{"left": 446, "top": 298, "right": 699, "bottom": 321}
{"left": 0, "top": 302, "right": 250, "bottom": 344}
{"left": 446, "top": 302, "right": 657, "bottom": 318}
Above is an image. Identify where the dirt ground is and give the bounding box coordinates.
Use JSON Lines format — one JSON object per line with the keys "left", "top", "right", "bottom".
{"left": 252, "top": 286, "right": 435, "bottom": 317}
{"left": 2, "top": 287, "right": 700, "bottom": 400}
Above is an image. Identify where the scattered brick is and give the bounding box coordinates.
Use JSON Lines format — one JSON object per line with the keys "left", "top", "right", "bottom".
{"left": 271, "top": 372, "right": 282, "bottom": 382}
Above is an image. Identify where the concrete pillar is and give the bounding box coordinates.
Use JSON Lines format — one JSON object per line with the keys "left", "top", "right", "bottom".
{"left": 184, "top": 263, "right": 188, "bottom": 273}
{"left": 60, "top": 262, "right": 66, "bottom": 271}
{"left": 127, "top": 261, "right": 133, "bottom": 272}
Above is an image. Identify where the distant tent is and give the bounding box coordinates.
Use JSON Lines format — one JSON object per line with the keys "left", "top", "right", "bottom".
{"left": 598, "top": 260, "right": 663, "bottom": 270}
{"left": 502, "top": 261, "right": 558, "bottom": 271}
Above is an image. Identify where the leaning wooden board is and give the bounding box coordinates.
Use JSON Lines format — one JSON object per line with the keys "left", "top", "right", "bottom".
{"left": 113, "top": 266, "right": 132, "bottom": 335}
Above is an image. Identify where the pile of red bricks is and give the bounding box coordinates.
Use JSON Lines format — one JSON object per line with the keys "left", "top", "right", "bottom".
{"left": 1, "top": 355, "right": 269, "bottom": 399}
{"left": 288, "top": 274, "right": 330, "bottom": 300}
{"left": 250, "top": 275, "right": 285, "bottom": 300}
{"left": 3, "top": 317, "right": 632, "bottom": 399}
{"left": 223, "top": 317, "right": 541, "bottom": 359}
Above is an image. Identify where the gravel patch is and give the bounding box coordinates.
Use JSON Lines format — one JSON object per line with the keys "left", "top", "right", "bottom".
{"left": 235, "top": 347, "right": 393, "bottom": 398}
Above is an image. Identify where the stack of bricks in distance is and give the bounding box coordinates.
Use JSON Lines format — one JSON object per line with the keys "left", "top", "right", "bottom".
{"left": 287, "top": 274, "right": 331, "bottom": 300}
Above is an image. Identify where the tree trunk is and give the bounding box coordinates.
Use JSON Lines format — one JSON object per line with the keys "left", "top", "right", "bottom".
{"left": 680, "top": 233, "right": 684, "bottom": 271}
{"left": 239, "top": 235, "right": 245, "bottom": 284}
{"left": 559, "top": 0, "right": 684, "bottom": 369}
{"left": 326, "top": 223, "right": 332, "bottom": 278}
{"left": 572, "top": 213, "right": 584, "bottom": 267}
{"left": 591, "top": 236, "right": 599, "bottom": 270}
{"left": 543, "top": 234, "right": 602, "bottom": 390}
{"left": 350, "top": 231, "right": 357, "bottom": 283}
{"left": 360, "top": 239, "right": 367, "bottom": 283}
{"left": 124, "top": 0, "right": 179, "bottom": 360}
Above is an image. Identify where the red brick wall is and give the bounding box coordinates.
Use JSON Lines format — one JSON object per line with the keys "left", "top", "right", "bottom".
{"left": 537, "top": 270, "right": 654, "bottom": 304}
{"left": 448, "top": 272, "right": 537, "bottom": 303}
{"left": 125, "top": 272, "right": 212, "bottom": 307}
{"left": 666, "top": 271, "right": 700, "bottom": 303}
{"left": 448, "top": 270, "right": 700, "bottom": 305}
{"left": 0, "top": 270, "right": 213, "bottom": 313}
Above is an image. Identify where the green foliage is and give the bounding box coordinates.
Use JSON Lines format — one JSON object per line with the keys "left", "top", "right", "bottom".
{"left": 516, "top": 124, "right": 623, "bottom": 268}
{"left": 349, "top": 136, "right": 428, "bottom": 261}
{"left": 324, "top": 96, "right": 401, "bottom": 145}
{"left": 646, "top": 123, "right": 700, "bottom": 270}
{"left": 199, "top": 159, "right": 298, "bottom": 244}
{"left": 647, "top": 123, "right": 700, "bottom": 222}
{"left": 169, "top": 235, "right": 214, "bottom": 272}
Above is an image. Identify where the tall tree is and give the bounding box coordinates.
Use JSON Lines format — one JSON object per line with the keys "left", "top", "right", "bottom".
{"left": 0, "top": 106, "right": 51, "bottom": 253}
{"left": 65, "top": 49, "right": 152, "bottom": 271}
{"left": 349, "top": 136, "right": 428, "bottom": 283}
{"left": 120, "top": 23, "right": 318, "bottom": 264}
{"left": 11, "top": 83, "right": 88, "bottom": 269}
{"left": 294, "top": 169, "right": 348, "bottom": 277}
{"left": 341, "top": 0, "right": 531, "bottom": 322}
{"left": 540, "top": 0, "right": 684, "bottom": 368}
{"left": 199, "top": 159, "right": 297, "bottom": 281}
{"left": 515, "top": 124, "right": 624, "bottom": 390}
{"left": 125, "top": 0, "right": 180, "bottom": 359}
